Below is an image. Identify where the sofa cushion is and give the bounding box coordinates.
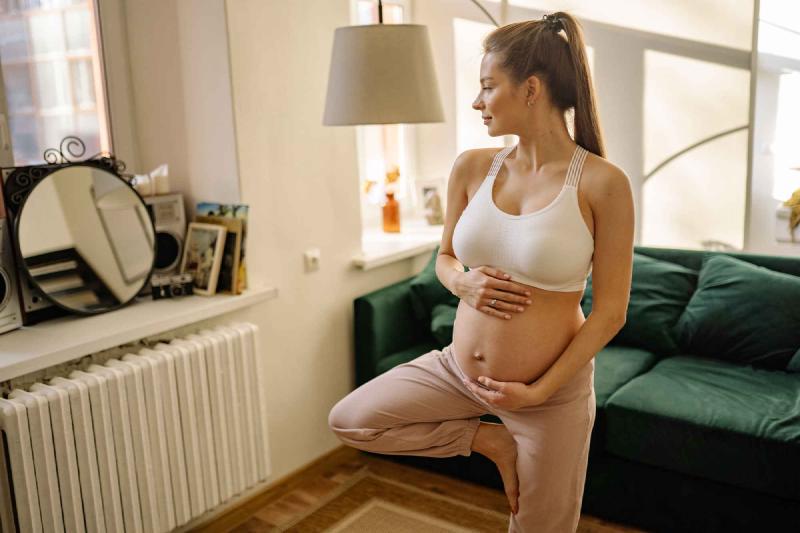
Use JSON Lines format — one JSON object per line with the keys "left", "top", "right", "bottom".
{"left": 408, "top": 247, "right": 460, "bottom": 321}
{"left": 430, "top": 303, "right": 457, "bottom": 345}
{"left": 589, "top": 345, "right": 661, "bottom": 458}
{"left": 375, "top": 340, "right": 442, "bottom": 376}
{"left": 582, "top": 253, "right": 698, "bottom": 356}
{"left": 594, "top": 345, "right": 660, "bottom": 409}
{"left": 674, "top": 254, "right": 800, "bottom": 371}
{"left": 604, "top": 355, "right": 800, "bottom": 501}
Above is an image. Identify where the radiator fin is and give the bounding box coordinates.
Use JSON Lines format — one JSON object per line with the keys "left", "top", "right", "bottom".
{"left": 7, "top": 388, "right": 66, "bottom": 533}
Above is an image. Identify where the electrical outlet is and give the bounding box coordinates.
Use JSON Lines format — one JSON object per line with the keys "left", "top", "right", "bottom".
{"left": 304, "top": 248, "right": 320, "bottom": 272}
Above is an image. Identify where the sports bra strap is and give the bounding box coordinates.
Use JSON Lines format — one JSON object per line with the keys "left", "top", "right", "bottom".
{"left": 487, "top": 144, "right": 588, "bottom": 187}
{"left": 487, "top": 145, "right": 515, "bottom": 178}
{"left": 565, "top": 146, "right": 588, "bottom": 188}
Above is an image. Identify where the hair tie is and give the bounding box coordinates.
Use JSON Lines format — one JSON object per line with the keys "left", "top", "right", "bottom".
{"left": 542, "top": 13, "right": 564, "bottom": 33}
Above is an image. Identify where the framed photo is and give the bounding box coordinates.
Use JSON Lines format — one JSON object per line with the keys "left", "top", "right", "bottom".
{"left": 180, "top": 222, "right": 227, "bottom": 296}
{"left": 414, "top": 176, "right": 446, "bottom": 225}
{"left": 195, "top": 215, "right": 243, "bottom": 294}
{"left": 197, "top": 202, "right": 249, "bottom": 292}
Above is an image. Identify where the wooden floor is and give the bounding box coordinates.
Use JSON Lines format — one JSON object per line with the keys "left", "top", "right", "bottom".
{"left": 194, "top": 446, "right": 644, "bottom": 532}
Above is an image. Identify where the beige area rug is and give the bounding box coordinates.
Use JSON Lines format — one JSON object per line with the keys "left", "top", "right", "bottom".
{"left": 281, "top": 467, "right": 510, "bottom": 532}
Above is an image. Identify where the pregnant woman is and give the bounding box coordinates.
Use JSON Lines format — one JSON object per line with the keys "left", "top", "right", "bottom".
{"left": 329, "top": 11, "right": 634, "bottom": 533}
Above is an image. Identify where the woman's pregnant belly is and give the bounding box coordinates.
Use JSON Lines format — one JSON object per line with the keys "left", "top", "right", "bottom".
{"left": 452, "top": 287, "right": 586, "bottom": 385}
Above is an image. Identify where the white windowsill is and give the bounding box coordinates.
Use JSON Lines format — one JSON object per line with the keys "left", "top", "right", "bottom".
{"left": 353, "top": 218, "right": 443, "bottom": 270}
{"left": 0, "top": 285, "right": 278, "bottom": 382}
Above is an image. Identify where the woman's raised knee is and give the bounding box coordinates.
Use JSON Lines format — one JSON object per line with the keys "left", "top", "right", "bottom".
{"left": 328, "top": 396, "right": 365, "bottom": 433}
{"left": 328, "top": 400, "right": 347, "bottom": 432}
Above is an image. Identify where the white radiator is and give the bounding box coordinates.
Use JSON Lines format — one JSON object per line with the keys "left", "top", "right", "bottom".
{"left": 0, "top": 322, "right": 271, "bottom": 533}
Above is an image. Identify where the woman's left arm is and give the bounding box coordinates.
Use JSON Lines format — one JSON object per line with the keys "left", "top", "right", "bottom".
{"left": 525, "top": 164, "right": 635, "bottom": 405}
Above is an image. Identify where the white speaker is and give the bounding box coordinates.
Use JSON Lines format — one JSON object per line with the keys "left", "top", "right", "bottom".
{"left": 2, "top": 168, "right": 67, "bottom": 325}
{"left": 0, "top": 190, "right": 22, "bottom": 334}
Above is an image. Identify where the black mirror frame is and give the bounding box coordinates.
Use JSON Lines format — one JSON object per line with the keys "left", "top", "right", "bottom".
{"left": 1, "top": 137, "right": 157, "bottom": 316}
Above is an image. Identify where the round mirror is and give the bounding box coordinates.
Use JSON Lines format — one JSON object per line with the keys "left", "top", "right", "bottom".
{"left": 15, "top": 164, "right": 156, "bottom": 314}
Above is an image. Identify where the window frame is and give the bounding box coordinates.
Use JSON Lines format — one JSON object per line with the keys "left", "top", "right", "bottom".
{"left": 94, "top": 0, "right": 139, "bottom": 170}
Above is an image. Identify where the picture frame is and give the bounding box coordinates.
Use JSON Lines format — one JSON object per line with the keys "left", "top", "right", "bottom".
{"left": 195, "top": 215, "right": 243, "bottom": 294}
{"left": 196, "top": 202, "right": 249, "bottom": 293}
{"left": 414, "top": 176, "right": 446, "bottom": 225}
{"left": 180, "top": 222, "right": 227, "bottom": 296}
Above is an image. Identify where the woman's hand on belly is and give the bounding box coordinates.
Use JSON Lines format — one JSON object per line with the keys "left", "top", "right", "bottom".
{"left": 454, "top": 266, "right": 533, "bottom": 320}
{"left": 461, "top": 375, "right": 547, "bottom": 410}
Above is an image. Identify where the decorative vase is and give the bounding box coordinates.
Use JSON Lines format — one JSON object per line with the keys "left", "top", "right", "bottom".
{"left": 382, "top": 191, "right": 400, "bottom": 233}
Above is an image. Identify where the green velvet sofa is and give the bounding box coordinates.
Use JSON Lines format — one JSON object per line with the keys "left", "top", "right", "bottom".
{"left": 352, "top": 245, "right": 800, "bottom": 532}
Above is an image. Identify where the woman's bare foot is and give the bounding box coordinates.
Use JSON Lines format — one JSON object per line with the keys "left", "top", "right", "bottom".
{"left": 471, "top": 422, "right": 519, "bottom": 514}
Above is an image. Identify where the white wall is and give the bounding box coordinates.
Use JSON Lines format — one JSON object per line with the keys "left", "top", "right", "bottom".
{"left": 223, "top": 0, "right": 428, "bottom": 482}
{"left": 96, "top": 0, "right": 431, "bottom": 490}
{"left": 119, "top": 0, "right": 241, "bottom": 215}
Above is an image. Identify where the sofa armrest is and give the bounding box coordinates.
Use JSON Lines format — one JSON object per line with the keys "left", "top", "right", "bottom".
{"left": 354, "top": 276, "right": 435, "bottom": 387}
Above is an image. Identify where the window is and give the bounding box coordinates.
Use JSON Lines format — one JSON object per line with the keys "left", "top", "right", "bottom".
{"left": 641, "top": 51, "right": 750, "bottom": 250}
{"left": 479, "top": 1, "right": 754, "bottom": 251}
{"left": 352, "top": 0, "right": 800, "bottom": 255}
{"left": 0, "top": 0, "right": 109, "bottom": 165}
{"left": 352, "top": 0, "right": 416, "bottom": 230}
{"left": 772, "top": 72, "right": 800, "bottom": 203}
{"left": 757, "top": 1, "right": 800, "bottom": 61}
{"left": 756, "top": 1, "right": 800, "bottom": 203}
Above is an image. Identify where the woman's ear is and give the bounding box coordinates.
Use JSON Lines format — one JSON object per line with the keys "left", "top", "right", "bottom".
{"left": 525, "top": 75, "right": 542, "bottom": 103}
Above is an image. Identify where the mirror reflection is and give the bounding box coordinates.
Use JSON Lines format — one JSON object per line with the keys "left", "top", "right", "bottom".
{"left": 17, "top": 165, "right": 155, "bottom": 313}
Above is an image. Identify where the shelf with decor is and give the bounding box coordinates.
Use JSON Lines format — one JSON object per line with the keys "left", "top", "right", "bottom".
{"left": 0, "top": 136, "right": 276, "bottom": 383}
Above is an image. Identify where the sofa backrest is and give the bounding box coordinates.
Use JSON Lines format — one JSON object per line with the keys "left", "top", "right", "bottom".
{"left": 634, "top": 245, "right": 800, "bottom": 277}
{"left": 430, "top": 244, "right": 800, "bottom": 281}
{"left": 423, "top": 245, "right": 800, "bottom": 366}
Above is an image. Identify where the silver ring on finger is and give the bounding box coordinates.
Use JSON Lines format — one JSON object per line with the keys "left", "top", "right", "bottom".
{"left": 490, "top": 298, "right": 497, "bottom": 307}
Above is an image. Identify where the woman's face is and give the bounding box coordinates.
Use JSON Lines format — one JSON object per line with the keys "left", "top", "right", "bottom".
{"left": 471, "top": 52, "right": 526, "bottom": 136}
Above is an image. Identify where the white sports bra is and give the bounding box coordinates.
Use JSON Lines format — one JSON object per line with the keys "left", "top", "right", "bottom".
{"left": 452, "top": 144, "right": 594, "bottom": 292}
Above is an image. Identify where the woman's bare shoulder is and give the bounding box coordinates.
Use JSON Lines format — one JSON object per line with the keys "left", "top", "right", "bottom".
{"left": 582, "top": 152, "right": 633, "bottom": 207}
{"left": 455, "top": 147, "right": 503, "bottom": 165}
{"left": 452, "top": 147, "right": 504, "bottom": 187}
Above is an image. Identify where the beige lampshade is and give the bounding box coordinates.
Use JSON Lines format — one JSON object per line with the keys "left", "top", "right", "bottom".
{"left": 323, "top": 24, "right": 445, "bottom": 126}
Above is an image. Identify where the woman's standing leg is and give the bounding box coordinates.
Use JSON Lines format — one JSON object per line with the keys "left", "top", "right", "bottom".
{"left": 498, "top": 360, "right": 597, "bottom": 533}
{"left": 328, "top": 345, "right": 490, "bottom": 458}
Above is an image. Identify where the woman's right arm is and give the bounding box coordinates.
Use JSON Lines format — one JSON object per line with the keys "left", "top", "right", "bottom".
{"left": 435, "top": 150, "right": 533, "bottom": 319}
{"left": 435, "top": 150, "right": 473, "bottom": 296}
